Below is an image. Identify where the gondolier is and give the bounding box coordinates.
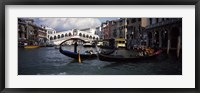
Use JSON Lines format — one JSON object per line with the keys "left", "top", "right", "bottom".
{"left": 74, "top": 41, "right": 78, "bottom": 53}
{"left": 59, "top": 38, "right": 97, "bottom": 60}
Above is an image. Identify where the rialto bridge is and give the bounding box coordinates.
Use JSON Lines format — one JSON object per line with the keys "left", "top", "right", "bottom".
{"left": 47, "top": 29, "right": 99, "bottom": 45}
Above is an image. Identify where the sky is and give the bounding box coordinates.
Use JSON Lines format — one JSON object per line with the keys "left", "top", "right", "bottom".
{"left": 32, "top": 17, "right": 118, "bottom": 32}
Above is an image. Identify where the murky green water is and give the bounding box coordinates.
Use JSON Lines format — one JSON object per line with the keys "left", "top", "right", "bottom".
{"left": 18, "top": 46, "right": 182, "bottom": 75}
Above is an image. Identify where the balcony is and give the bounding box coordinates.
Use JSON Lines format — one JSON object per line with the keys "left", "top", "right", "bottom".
{"left": 38, "top": 34, "right": 47, "bottom": 38}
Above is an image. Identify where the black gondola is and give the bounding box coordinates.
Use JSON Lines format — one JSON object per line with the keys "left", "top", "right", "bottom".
{"left": 59, "top": 45, "right": 116, "bottom": 60}
{"left": 98, "top": 50, "right": 163, "bottom": 62}
{"left": 59, "top": 38, "right": 97, "bottom": 60}
{"left": 59, "top": 47, "right": 97, "bottom": 59}
{"left": 99, "top": 49, "right": 115, "bottom": 55}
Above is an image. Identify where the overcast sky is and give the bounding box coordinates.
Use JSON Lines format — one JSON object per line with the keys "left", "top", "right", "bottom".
{"left": 32, "top": 17, "right": 118, "bottom": 32}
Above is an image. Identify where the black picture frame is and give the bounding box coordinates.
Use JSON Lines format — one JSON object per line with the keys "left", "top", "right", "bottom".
{"left": 0, "top": 0, "right": 199, "bottom": 93}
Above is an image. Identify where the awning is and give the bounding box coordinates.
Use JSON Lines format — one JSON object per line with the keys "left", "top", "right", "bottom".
{"left": 115, "top": 38, "right": 125, "bottom": 41}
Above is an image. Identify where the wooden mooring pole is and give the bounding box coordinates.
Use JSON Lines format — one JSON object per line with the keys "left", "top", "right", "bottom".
{"left": 167, "top": 39, "right": 170, "bottom": 55}
{"left": 177, "top": 36, "right": 181, "bottom": 58}
{"left": 78, "top": 49, "right": 81, "bottom": 63}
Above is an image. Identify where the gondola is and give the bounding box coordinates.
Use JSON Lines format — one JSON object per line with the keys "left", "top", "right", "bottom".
{"left": 98, "top": 50, "right": 163, "bottom": 62}
{"left": 59, "top": 45, "right": 115, "bottom": 59}
{"left": 99, "top": 49, "right": 115, "bottom": 55}
{"left": 59, "top": 47, "right": 97, "bottom": 59}
{"left": 59, "top": 38, "right": 97, "bottom": 60}
{"left": 99, "top": 46, "right": 115, "bottom": 49}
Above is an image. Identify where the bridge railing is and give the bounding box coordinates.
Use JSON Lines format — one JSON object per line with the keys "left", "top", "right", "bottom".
{"left": 51, "top": 36, "right": 95, "bottom": 42}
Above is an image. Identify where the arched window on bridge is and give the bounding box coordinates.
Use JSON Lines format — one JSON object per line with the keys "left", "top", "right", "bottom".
{"left": 83, "top": 34, "right": 85, "bottom": 37}
{"left": 86, "top": 35, "right": 89, "bottom": 38}
{"left": 54, "top": 36, "right": 57, "bottom": 39}
{"left": 89, "top": 36, "right": 92, "bottom": 39}
{"left": 61, "top": 34, "right": 64, "bottom": 38}
{"left": 93, "top": 37, "right": 95, "bottom": 40}
{"left": 79, "top": 33, "right": 82, "bottom": 37}
{"left": 58, "top": 35, "right": 60, "bottom": 39}
{"left": 69, "top": 33, "right": 72, "bottom": 36}
{"left": 96, "top": 37, "right": 99, "bottom": 40}
{"left": 50, "top": 36, "right": 53, "bottom": 40}
{"left": 65, "top": 33, "right": 68, "bottom": 37}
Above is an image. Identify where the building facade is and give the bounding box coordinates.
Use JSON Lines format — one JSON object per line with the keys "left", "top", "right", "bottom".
{"left": 126, "top": 18, "right": 148, "bottom": 49}
{"left": 101, "top": 21, "right": 112, "bottom": 39}
{"left": 110, "top": 18, "right": 127, "bottom": 39}
{"left": 18, "top": 18, "right": 47, "bottom": 46}
{"left": 145, "top": 18, "right": 182, "bottom": 57}
{"left": 45, "top": 27, "right": 57, "bottom": 45}
{"left": 101, "top": 22, "right": 108, "bottom": 39}
{"left": 96, "top": 26, "right": 103, "bottom": 40}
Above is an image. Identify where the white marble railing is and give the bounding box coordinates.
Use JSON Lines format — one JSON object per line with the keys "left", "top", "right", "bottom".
{"left": 51, "top": 35, "right": 98, "bottom": 45}
{"left": 51, "top": 36, "right": 95, "bottom": 42}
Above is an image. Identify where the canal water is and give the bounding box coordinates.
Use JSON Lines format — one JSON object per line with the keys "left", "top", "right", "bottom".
{"left": 18, "top": 46, "right": 182, "bottom": 75}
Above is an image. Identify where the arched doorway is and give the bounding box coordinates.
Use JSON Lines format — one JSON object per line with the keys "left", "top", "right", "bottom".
{"left": 162, "top": 29, "right": 168, "bottom": 48}
{"left": 69, "top": 33, "right": 72, "bottom": 36}
{"left": 58, "top": 35, "right": 61, "bottom": 39}
{"left": 89, "top": 36, "right": 92, "bottom": 39}
{"left": 54, "top": 36, "right": 57, "bottom": 39}
{"left": 83, "top": 34, "right": 85, "bottom": 37}
{"left": 170, "top": 26, "right": 180, "bottom": 48}
{"left": 50, "top": 36, "right": 53, "bottom": 40}
{"left": 148, "top": 31, "right": 152, "bottom": 47}
{"left": 86, "top": 35, "right": 89, "bottom": 38}
{"left": 79, "top": 33, "right": 82, "bottom": 37}
{"left": 61, "top": 34, "right": 64, "bottom": 38}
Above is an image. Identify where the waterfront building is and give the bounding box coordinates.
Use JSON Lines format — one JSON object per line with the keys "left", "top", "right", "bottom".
{"left": 126, "top": 18, "right": 147, "bottom": 49}
{"left": 96, "top": 26, "right": 103, "bottom": 40}
{"left": 101, "top": 21, "right": 111, "bottom": 39}
{"left": 45, "top": 27, "right": 57, "bottom": 45}
{"left": 99, "top": 18, "right": 182, "bottom": 57}
{"left": 100, "top": 23, "right": 106, "bottom": 39}
{"left": 119, "top": 18, "right": 128, "bottom": 39}
{"left": 145, "top": 18, "right": 182, "bottom": 57}
{"left": 99, "top": 18, "right": 128, "bottom": 48}
{"left": 107, "top": 18, "right": 127, "bottom": 48}
{"left": 110, "top": 20, "right": 117, "bottom": 39}
{"left": 18, "top": 18, "right": 47, "bottom": 46}
{"left": 109, "top": 18, "right": 128, "bottom": 39}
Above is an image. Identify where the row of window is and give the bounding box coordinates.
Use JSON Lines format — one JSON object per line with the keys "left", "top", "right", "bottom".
{"left": 127, "top": 18, "right": 141, "bottom": 24}
{"left": 149, "top": 18, "right": 170, "bottom": 25}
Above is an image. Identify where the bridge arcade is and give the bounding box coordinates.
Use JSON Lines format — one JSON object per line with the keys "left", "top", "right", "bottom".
{"left": 46, "top": 28, "right": 99, "bottom": 45}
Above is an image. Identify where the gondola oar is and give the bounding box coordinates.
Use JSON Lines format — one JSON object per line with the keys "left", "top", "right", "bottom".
{"left": 78, "top": 49, "right": 81, "bottom": 63}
